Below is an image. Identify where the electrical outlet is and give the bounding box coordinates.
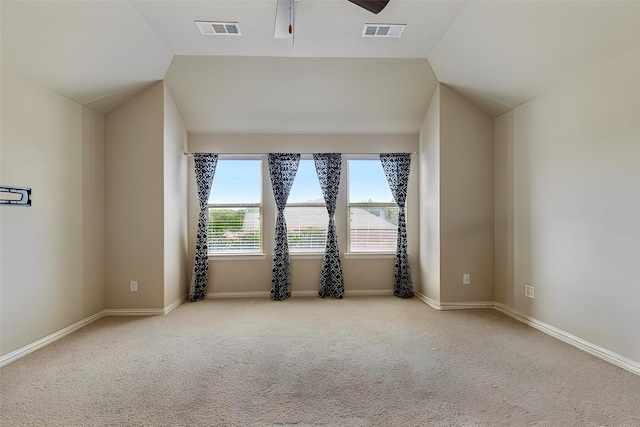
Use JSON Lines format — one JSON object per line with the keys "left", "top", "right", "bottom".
{"left": 463, "top": 274, "right": 470, "bottom": 285}
{"left": 525, "top": 285, "right": 534, "bottom": 298}
{"left": 130, "top": 281, "right": 138, "bottom": 292}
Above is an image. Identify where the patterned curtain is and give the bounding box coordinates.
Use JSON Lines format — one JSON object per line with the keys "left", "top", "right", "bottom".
{"left": 380, "top": 153, "right": 413, "bottom": 298}
{"left": 268, "top": 153, "right": 301, "bottom": 301}
{"left": 313, "top": 153, "right": 344, "bottom": 299}
{"left": 189, "top": 153, "right": 218, "bottom": 302}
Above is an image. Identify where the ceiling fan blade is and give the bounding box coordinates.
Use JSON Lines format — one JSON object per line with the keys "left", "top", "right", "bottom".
{"left": 347, "top": 0, "right": 390, "bottom": 14}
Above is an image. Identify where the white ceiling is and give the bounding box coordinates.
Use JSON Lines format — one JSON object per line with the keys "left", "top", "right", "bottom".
{"left": 429, "top": 0, "right": 640, "bottom": 112}
{"left": 131, "top": 0, "right": 467, "bottom": 58}
{"left": 2, "top": 0, "right": 639, "bottom": 133}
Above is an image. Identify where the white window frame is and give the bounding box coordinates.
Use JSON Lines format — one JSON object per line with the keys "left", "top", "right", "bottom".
{"left": 346, "top": 154, "right": 399, "bottom": 254}
{"left": 207, "top": 155, "right": 264, "bottom": 258}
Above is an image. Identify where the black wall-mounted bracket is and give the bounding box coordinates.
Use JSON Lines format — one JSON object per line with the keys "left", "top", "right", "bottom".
{"left": 0, "top": 185, "right": 32, "bottom": 207}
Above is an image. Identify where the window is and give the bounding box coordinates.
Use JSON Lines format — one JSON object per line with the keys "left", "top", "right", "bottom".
{"left": 285, "top": 158, "right": 328, "bottom": 253}
{"left": 207, "top": 157, "right": 262, "bottom": 254}
{"left": 348, "top": 157, "right": 398, "bottom": 252}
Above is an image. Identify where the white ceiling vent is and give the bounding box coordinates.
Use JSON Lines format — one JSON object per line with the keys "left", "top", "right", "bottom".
{"left": 195, "top": 21, "right": 242, "bottom": 36}
{"left": 362, "top": 24, "right": 405, "bottom": 38}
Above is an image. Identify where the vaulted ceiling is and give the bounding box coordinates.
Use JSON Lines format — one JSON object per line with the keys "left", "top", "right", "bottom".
{"left": 2, "top": 1, "right": 638, "bottom": 133}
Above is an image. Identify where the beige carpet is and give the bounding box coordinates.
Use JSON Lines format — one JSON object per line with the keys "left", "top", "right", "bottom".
{"left": 1, "top": 296, "right": 639, "bottom": 426}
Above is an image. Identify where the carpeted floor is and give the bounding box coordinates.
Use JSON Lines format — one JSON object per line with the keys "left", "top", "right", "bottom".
{"left": 1, "top": 296, "right": 639, "bottom": 426}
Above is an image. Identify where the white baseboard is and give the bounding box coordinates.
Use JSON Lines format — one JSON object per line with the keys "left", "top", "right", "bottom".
{"left": 103, "top": 308, "right": 166, "bottom": 316}
{"left": 414, "top": 291, "right": 494, "bottom": 310}
{"left": 4, "top": 294, "right": 639, "bottom": 377}
{"left": 494, "top": 303, "right": 640, "bottom": 376}
{"left": 104, "top": 296, "right": 188, "bottom": 316}
{"left": 207, "top": 289, "right": 395, "bottom": 299}
{"left": 414, "top": 291, "right": 441, "bottom": 309}
{"left": 346, "top": 290, "right": 394, "bottom": 296}
{"left": 163, "top": 296, "right": 188, "bottom": 314}
{"left": 207, "top": 291, "right": 271, "bottom": 299}
{"left": 1, "top": 297, "right": 188, "bottom": 368}
{"left": 440, "top": 301, "right": 495, "bottom": 310}
{"left": 0, "top": 310, "right": 106, "bottom": 368}
{"left": 413, "top": 292, "right": 640, "bottom": 376}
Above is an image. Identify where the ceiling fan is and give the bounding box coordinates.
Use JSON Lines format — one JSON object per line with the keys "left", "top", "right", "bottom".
{"left": 347, "top": 1, "right": 390, "bottom": 14}
{"left": 274, "top": 0, "right": 390, "bottom": 41}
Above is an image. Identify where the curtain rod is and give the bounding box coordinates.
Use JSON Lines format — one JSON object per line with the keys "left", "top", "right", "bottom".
{"left": 183, "top": 152, "right": 416, "bottom": 157}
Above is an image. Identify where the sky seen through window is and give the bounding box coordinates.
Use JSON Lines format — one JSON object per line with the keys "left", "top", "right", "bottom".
{"left": 208, "top": 158, "right": 394, "bottom": 204}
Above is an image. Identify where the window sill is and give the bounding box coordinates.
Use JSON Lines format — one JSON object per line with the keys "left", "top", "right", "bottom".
{"left": 344, "top": 252, "right": 396, "bottom": 259}
{"left": 208, "top": 253, "right": 267, "bottom": 261}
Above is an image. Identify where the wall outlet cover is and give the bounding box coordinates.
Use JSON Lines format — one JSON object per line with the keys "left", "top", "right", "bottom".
{"left": 525, "top": 285, "right": 534, "bottom": 298}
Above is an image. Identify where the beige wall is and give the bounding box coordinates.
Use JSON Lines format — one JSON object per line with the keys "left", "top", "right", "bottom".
{"left": 105, "top": 82, "right": 165, "bottom": 309}
{"left": 82, "top": 107, "right": 107, "bottom": 316}
{"left": 418, "top": 86, "right": 441, "bottom": 301}
{"left": 417, "top": 84, "right": 494, "bottom": 304}
{"left": 189, "top": 134, "right": 419, "bottom": 154}
{"left": 1, "top": 70, "right": 105, "bottom": 357}
{"left": 439, "top": 84, "right": 494, "bottom": 302}
{"left": 494, "top": 113, "right": 514, "bottom": 307}
{"left": 0, "top": 52, "right": 3, "bottom": 356}
{"left": 163, "top": 84, "right": 189, "bottom": 306}
{"left": 494, "top": 46, "right": 640, "bottom": 362}
{"left": 187, "top": 134, "right": 419, "bottom": 296}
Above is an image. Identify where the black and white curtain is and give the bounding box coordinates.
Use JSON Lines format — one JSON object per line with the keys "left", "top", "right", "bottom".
{"left": 380, "top": 153, "right": 413, "bottom": 298}
{"left": 268, "top": 153, "right": 301, "bottom": 301}
{"left": 190, "top": 153, "right": 218, "bottom": 302}
{"left": 313, "top": 153, "right": 344, "bottom": 299}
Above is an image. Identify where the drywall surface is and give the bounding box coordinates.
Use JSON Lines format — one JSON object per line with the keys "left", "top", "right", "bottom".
{"left": 418, "top": 86, "right": 441, "bottom": 301}
{"left": 417, "top": 84, "right": 494, "bottom": 304}
{"left": 81, "top": 107, "right": 106, "bottom": 317}
{"left": 105, "top": 82, "right": 164, "bottom": 309}
{"left": 493, "top": 113, "right": 514, "bottom": 306}
{"left": 163, "top": 84, "right": 188, "bottom": 307}
{"left": 186, "top": 135, "right": 419, "bottom": 296}
{"left": 439, "top": 84, "right": 495, "bottom": 303}
{"left": 495, "top": 46, "right": 640, "bottom": 362}
{"left": 188, "top": 134, "right": 418, "bottom": 154}
{"left": 1, "top": 70, "right": 105, "bottom": 356}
